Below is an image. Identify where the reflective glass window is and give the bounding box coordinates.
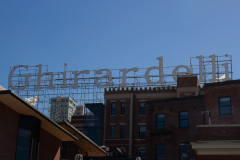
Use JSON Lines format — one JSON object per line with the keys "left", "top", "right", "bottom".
{"left": 111, "top": 103, "right": 115, "bottom": 115}
{"left": 111, "top": 126, "right": 115, "bottom": 139}
{"left": 139, "top": 126, "right": 146, "bottom": 139}
{"left": 219, "top": 97, "right": 231, "bottom": 115}
{"left": 180, "top": 112, "right": 188, "bottom": 128}
{"left": 157, "top": 114, "right": 165, "bottom": 129}
{"left": 139, "top": 103, "right": 146, "bottom": 115}
{"left": 121, "top": 102, "right": 125, "bottom": 115}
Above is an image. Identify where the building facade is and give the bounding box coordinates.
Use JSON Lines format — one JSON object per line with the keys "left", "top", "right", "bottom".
{"left": 103, "top": 75, "right": 205, "bottom": 159}
{"left": 66, "top": 75, "right": 240, "bottom": 160}
{"left": 50, "top": 96, "right": 78, "bottom": 122}
{"left": 191, "top": 80, "right": 240, "bottom": 160}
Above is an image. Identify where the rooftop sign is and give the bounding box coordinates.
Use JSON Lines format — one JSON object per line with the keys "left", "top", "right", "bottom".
{"left": 9, "top": 54, "right": 232, "bottom": 90}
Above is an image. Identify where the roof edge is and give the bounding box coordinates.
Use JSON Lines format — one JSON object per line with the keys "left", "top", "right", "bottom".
{"left": 0, "top": 90, "right": 78, "bottom": 141}
{"left": 146, "top": 95, "right": 205, "bottom": 105}
{"left": 59, "top": 121, "right": 108, "bottom": 155}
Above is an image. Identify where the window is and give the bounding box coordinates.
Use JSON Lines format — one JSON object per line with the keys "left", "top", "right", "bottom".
{"left": 110, "top": 126, "right": 115, "bottom": 139}
{"left": 157, "top": 114, "right": 165, "bottom": 129}
{"left": 179, "top": 143, "right": 190, "bottom": 160}
{"left": 15, "top": 115, "right": 41, "bottom": 160}
{"left": 139, "top": 102, "right": 146, "bottom": 115}
{"left": 139, "top": 126, "right": 146, "bottom": 139}
{"left": 156, "top": 144, "right": 165, "bottom": 160}
{"left": 219, "top": 97, "right": 231, "bottom": 115}
{"left": 180, "top": 112, "right": 188, "bottom": 128}
{"left": 121, "top": 102, "right": 125, "bottom": 115}
{"left": 139, "top": 150, "right": 146, "bottom": 157}
{"left": 120, "top": 125, "right": 124, "bottom": 139}
{"left": 111, "top": 103, "right": 115, "bottom": 115}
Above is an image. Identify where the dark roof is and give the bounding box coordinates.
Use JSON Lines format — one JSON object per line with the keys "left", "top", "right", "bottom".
{"left": 58, "top": 121, "right": 108, "bottom": 156}
{"left": 205, "top": 79, "right": 240, "bottom": 87}
{"left": 146, "top": 95, "right": 205, "bottom": 105}
{"left": 0, "top": 90, "right": 78, "bottom": 141}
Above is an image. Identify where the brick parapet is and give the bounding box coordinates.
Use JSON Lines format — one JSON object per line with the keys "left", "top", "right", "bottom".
{"left": 105, "top": 86, "right": 204, "bottom": 95}
{"left": 197, "top": 125, "right": 240, "bottom": 141}
{"left": 105, "top": 86, "right": 177, "bottom": 94}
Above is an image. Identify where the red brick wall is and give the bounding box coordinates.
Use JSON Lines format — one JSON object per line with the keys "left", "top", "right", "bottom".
{"left": 105, "top": 98, "right": 131, "bottom": 156}
{"left": 198, "top": 125, "right": 240, "bottom": 141}
{"left": 38, "top": 129, "right": 62, "bottom": 160}
{"left": 145, "top": 96, "right": 205, "bottom": 160}
{"left": 105, "top": 97, "right": 165, "bottom": 157}
{"left": 133, "top": 99, "right": 146, "bottom": 140}
{"left": 177, "top": 76, "right": 199, "bottom": 87}
{"left": 0, "top": 102, "right": 19, "bottom": 160}
{"left": 205, "top": 82, "right": 240, "bottom": 124}
{"left": 105, "top": 98, "right": 131, "bottom": 140}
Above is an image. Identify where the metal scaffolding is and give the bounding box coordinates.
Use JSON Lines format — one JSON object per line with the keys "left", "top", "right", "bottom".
{"left": 8, "top": 55, "right": 232, "bottom": 117}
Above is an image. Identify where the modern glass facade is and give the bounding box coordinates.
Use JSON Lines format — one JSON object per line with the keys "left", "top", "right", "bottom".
{"left": 83, "top": 103, "right": 104, "bottom": 146}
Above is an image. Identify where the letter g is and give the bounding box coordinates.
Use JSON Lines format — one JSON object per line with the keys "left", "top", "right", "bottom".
{"left": 9, "top": 65, "right": 32, "bottom": 90}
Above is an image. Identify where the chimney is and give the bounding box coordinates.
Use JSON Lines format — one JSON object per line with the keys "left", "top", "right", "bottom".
{"left": 177, "top": 75, "right": 199, "bottom": 98}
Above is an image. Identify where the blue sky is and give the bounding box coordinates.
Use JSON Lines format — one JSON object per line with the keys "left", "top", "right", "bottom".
{"left": 1, "top": 0, "right": 240, "bottom": 89}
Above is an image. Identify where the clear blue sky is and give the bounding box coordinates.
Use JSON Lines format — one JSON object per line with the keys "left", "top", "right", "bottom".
{"left": 1, "top": 0, "right": 240, "bottom": 89}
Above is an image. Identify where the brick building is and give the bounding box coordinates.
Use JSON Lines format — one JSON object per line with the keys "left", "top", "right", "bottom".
{"left": 145, "top": 94, "right": 205, "bottom": 160}
{"left": 191, "top": 80, "right": 240, "bottom": 160}
{"left": 104, "top": 76, "right": 240, "bottom": 160}
{"left": 103, "top": 75, "right": 205, "bottom": 159}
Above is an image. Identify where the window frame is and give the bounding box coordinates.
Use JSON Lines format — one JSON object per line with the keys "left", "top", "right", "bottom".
{"left": 219, "top": 97, "right": 231, "bottom": 115}
{"left": 139, "top": 150, "right": 146, "bottom": 157}
{"left": 110, "top": 126, "right": 115, "bottom": 139}
{"left": 157, "top": 114, "right": 165, "bottom": 130}
{"left": 121, "top": 102, "right": 125, "bottom": 115}
{"left": 139, "top": 102, "right": 146, "bottom": 115}
{"left": 179, "top": 111, "right": 189, "bottom": 128}
{"left": 15, "top": 115, "right": 41, "bottom": 160}
{"left": 156, "top": 144, "right": 165, "bottom": 160}
{"left": 179, "top": 142, "right": 190, "bottom": 160}
{"left": 111, "top": 102, "right": 115, "bottom": 115}
{"left": 120, "top": 125, "right": 124, "bottom": 139}
{"left": 139, "top": 125, "right": 146, "bottom": 139}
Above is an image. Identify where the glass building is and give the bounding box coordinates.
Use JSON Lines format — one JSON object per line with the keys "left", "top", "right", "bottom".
{"left": 83, "top": 103, "right": 104, "bottom": 146}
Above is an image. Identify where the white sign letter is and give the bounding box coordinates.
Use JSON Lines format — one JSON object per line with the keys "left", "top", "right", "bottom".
{"left": 60, "top": 71, "right": 68, "bottom": 88}
{"left": 145, "top": 57, "right": 164, "bottom": 84}
{"left": 94, "top": 69, "right": 114, "bottom": 87}
{"left": 8, "top": 65, "right": 32, "bottom": 90}
{"left": 172, "top": 65, "right": 191, "bottom": 81}
{"left": 72, "top": 70, "right": 90, "bottom": 88}
{"left": 222, "top": 62, "right": 231, "bottom": 81}
{"left": 209, "top": 54, "right": 216, "bottom": 82}
{"left": 120, "top": 67, "right": 139, "bottom": 86}
{"left": 196, "top": 55, "right": 206, "bottom": 82}
{"left": 35, "top": 64, "right": 55, "bottom": 89}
